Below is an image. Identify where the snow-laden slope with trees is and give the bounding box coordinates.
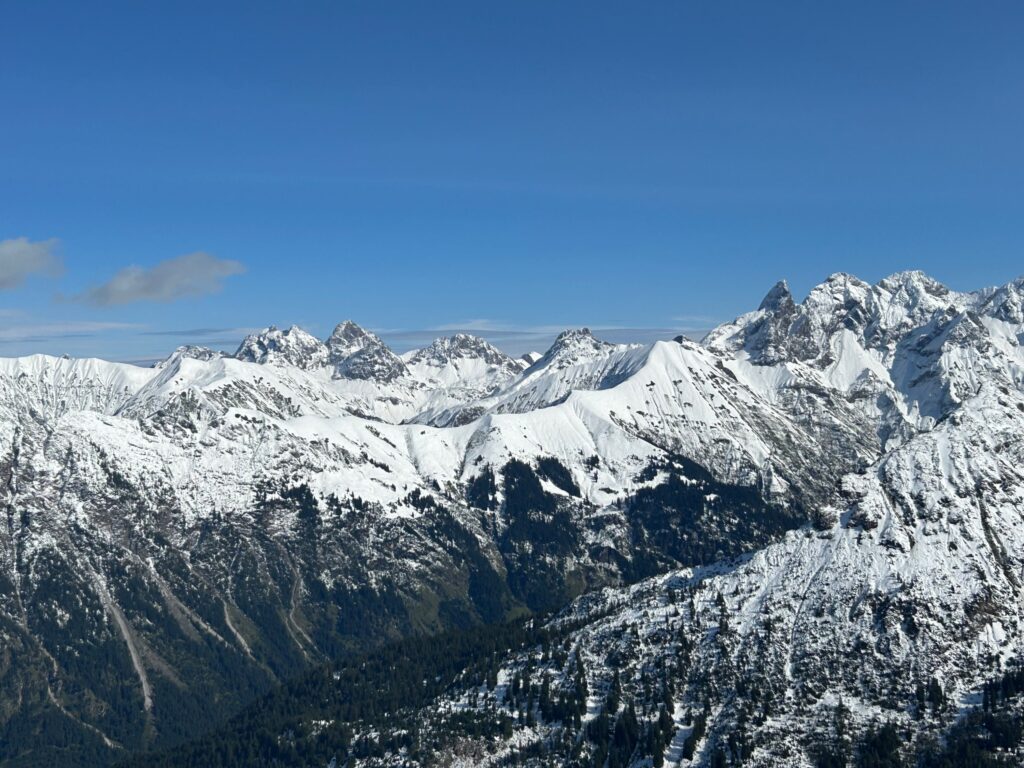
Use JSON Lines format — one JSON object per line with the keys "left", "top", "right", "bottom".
{"left": 2, "top": 271, "right": 1023, "bottom": 767}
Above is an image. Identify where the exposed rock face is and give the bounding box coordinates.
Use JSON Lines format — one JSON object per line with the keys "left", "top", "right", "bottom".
{"left": 234, "top": 325, "right": 329, "bottom": 369}
{"left": 409, "top": 333, "right": 521, "bottom": 373}
{"left": 324, "top": 320, "right": 408, "bottom": 382}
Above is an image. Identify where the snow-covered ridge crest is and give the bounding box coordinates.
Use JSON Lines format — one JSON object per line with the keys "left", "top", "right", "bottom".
{"left": 1, "top": 269, "right": 1020, "bottom": 505}
{"left": 706, "top": 270, "right": 1024, "bottom": 437}
{"left": 0, "top": 353, "right": 159, "bottom": 420}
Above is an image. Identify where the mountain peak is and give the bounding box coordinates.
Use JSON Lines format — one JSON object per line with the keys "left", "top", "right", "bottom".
{"left": 977, "top": 275, "right": 1024, "bottom": 324}
{"left": 235, "top": 325, "right": 328, "bottom": 370}
{"left": 328, "top": 319, "right": 370, "bottom": 342}
{"left": 156, "top": 345, "right": 225, "bottom": 368}
{"left": 552, "top": 327, "right": 596, "bottom": 345}
{"left": 533, "top": 327, "right": 614, "bottom": 370}
{"left": 707, "top": 270, "right": 971, "bottom": 366}
{"left": 326, "top": 320, "right": 375, "bottom": 361}
{"left": 878, "top": 269, "right": 951, "bottom": 299}
{"left": 758, "top": 280, "right": 794, "bottom": 313}
{"left": 412, "top": 333, "right": 514, "bottom": 368}
{"left": 815, "top": 272, "right": 873, "bottom": 296}
{"left": 325, "top": 322, "right": 406, "bottom": 382}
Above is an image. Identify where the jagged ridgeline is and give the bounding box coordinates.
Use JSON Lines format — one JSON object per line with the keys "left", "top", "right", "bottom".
{"left": 2, "top": 270, "right": 1024, "bottom": 766}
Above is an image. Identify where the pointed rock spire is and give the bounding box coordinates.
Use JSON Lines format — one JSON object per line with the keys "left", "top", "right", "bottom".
{"left": 758, "top": 280, "right": 794, "bottom": 313}
{"left": 532, "top": 328, "right": 614, "bottom": 370}
{"left": 326, "top": 320, "right": 380, "bottom": 364}
{"left": 325, "top": 320, "right": 407, "bottom": 382}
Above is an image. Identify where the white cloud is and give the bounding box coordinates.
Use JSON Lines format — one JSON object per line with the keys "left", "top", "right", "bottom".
{"left": 72, "top": 252, "right": 245, "bottom": 306}
{"left": 0, "top": 238, "right": 63, "bottom": 289}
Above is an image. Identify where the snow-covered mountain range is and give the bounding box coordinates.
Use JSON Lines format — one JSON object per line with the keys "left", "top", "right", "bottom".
{"left": 2, "top": 270, "right": 1024, "bottom": 767}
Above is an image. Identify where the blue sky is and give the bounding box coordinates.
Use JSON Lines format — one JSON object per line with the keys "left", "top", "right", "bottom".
{"left": 1, "top": 1, "right": 1022, "bottom": 361}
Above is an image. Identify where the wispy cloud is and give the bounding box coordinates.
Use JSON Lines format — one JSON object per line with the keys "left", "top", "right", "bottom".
{"left": 430, "top": 319, "right": 511, "bottom": 332}
{"left": 69, "top": 252, "right": 245, "bottom": 306}
{"left": 671, "top": 314, "right": 724, "bottom": 327}
{"left": 0, "top": 321, "right": 143, "bottom": 343}
{"left": 0, "top": 238, "right": 63, "bottom": 289}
